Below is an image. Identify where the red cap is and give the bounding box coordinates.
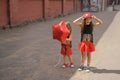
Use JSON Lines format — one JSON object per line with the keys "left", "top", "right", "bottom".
{"left": 83, "top": 12, "right": 92, "bottom": 18}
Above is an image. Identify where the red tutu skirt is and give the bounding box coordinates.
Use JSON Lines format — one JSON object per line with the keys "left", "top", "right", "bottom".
{"left": 78, "top": 41, "right": 95, "bottom": 52}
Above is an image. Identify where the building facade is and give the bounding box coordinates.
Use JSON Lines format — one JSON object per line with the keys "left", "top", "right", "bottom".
{"left": 0, "top": 0, "right": 117, "bottom": 29}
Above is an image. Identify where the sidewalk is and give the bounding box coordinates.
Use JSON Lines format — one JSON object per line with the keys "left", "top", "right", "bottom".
{"left": 115, "top": 5, "right": 120, "bottom": 10}
{"left": 69, "top": 11, "right": 120, "bottom": 80}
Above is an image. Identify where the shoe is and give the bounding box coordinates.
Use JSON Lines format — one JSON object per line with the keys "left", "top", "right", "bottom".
{"left": 62, "top": 63, "right": 68, "bottom": 68}
{"left": 85, "top": 66, "right": 90, "bottom": 72}
{"left": 70, "top": 62, "right": 74, "bottom": 68}
{"left": 78, "top": 65, "right": 84, "bottom": 71}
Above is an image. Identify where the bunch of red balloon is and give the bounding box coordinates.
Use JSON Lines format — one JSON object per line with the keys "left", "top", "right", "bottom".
{"left": 52, "top": 21, "right": 70, "bottom": 43}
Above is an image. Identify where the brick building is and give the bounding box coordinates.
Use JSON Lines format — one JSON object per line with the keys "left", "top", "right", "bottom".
{"left": 0, "top": 0, "right": 117, "bottom": 29}
{"left": 0, "top": 0, "right": 81, "bottom": 29}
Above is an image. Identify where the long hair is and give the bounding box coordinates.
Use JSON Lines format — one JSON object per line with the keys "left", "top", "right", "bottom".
{"left": 81, "top": 18, "right": 94, "bottom": 34}
{"left": 66, "top": 22, "right": 72, "bottom": 34}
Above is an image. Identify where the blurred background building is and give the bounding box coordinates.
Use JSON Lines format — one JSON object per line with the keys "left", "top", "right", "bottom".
{"left": 0, "top": 0, "right": 119, "bottom": 29}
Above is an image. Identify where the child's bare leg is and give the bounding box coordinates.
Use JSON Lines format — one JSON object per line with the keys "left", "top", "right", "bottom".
{"left": 86, "top": 34, "right": 92, "bottom": 66}
{"left": 62, "top": 55, "right": 68, "bottom": 67}
{"left": 87, "top": 52, "right": 91, "bottom": 66}
{"left": 68, "top": 56, "right": 73, "bottom": 63}
{"left": 85, "top": 52, "right": 91, "bottom": 71}
{"left": 78, "top": 52, "right": 86, "bottom": 70}
{"left": 81, "top": 52, "right": 86, "bottom": 66}
{"left": 63, "top": 55, "right": 67, "bottom": 64}
{"left": 81, "top": 34, "right": 87, "bottom": 66}
{"left": 68, "top": 56, "right": 74, "bottom": 67}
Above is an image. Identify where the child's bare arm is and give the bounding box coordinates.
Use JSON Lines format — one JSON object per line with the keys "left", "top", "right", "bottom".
{"left": 69, "top": 33, "right": 72, "bottom": 41}
{"left": 66, "top": 33, "right": 72, "bottom": 41}
{"left": 92, "top": 15, "right": 103, "bottom": 26}
{"left": 73, "top": 16, "right": 84, "bottom": 27}
{"left": 66, "top": 33, "right": 72, "bottom": 44}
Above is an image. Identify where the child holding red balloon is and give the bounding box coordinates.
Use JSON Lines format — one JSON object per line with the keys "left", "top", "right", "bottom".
{"left": 52, "top": 21, "right": 74, "bottom": 68}
{"left": 73, "top": 12, "right": 103, "bottom": 71}
{"left": 61, "top": 22, "right": 74, "bottom": 68}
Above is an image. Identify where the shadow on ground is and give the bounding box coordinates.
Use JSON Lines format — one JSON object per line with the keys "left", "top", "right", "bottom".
{"left": 91, "top": 67, "right": 120, "bottom": 74}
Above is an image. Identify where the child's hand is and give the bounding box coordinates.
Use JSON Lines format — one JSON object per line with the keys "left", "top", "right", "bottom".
{"left": 82, "top": 16, "right": 85, "bottom": 20}
{"left": 92, "top": 15, "right": 96, "bottom": 19}
{"left": 66, "top": 39, "right": 71, "bottom": 44}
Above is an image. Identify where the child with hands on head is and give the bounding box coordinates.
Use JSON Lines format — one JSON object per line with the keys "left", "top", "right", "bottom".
{"left": 73, "top": 12, "right": 103, "bottom": 71}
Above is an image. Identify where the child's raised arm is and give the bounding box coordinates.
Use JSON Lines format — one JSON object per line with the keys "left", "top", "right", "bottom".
{"left": 92, "top": 15, "right": 103, "bottom": 26}
{"left": 73, "top": 16, "right": 84, "bottom": 27}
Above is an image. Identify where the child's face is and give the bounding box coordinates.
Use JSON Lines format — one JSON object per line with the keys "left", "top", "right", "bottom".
{"left": 85, "top": 17, "right": 92, "bottom": 25}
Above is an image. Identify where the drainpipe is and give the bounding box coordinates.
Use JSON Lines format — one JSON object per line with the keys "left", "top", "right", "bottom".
{"left": 7, "top": 0, "right": 12, "bottom": 28}
{"left": 42, "top": 0, "right": 45, "bottom": 19}
{"left": 73, "top": 0, "right": 77, "bottom": 12}
{"left": 61, "top": 0, "right": 64, "bottom": 16}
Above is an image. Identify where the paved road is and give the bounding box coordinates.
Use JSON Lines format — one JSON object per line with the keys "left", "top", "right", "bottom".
{"left": 0, "top": 9, "right": 119, "bottom": 80}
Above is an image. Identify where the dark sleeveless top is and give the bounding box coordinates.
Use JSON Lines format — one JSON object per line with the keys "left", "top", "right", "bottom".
{"left": 82, "top": 24, "right": 93, "bottom": 34}
{"left": 81, "top": 23, "right": 93, "bottom": 42}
